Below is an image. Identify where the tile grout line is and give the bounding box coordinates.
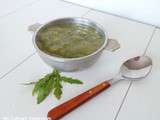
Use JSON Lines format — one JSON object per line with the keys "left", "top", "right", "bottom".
{"left": 113, "top": 27, "right": 157, "bottom": 120}
{"left": 60, "top": 0, "right": 92, "bottom": 18}
{"left": 81, "top": 9, "right": 92, "bottom": 18}
{"left": 143, "top": 27, "right": 157, "bottom": 55}
{"left": 114, "top": 81, "right": 133, "bottom": 120}
{"left": 0, "top": 52, "right": 36, "bottom": 80}
{"left": 0, "top": 0, "right": 41, "bottom": 20}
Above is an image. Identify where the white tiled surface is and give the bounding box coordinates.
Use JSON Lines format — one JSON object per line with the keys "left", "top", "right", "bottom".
{"left": 116, "top": 29, "right": 160, "bottom": 120}
{"left": 0, "top": 0, "right": 160, "bottom": 120}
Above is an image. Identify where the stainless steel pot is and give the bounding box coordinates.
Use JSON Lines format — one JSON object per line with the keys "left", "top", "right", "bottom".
{"left": 28, "top": 17, "right": 120, "bottom": 71}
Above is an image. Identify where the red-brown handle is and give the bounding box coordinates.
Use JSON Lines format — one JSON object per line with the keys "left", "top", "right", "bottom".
{"left": 47, "top": 81, "right": 111, "bottom": 120}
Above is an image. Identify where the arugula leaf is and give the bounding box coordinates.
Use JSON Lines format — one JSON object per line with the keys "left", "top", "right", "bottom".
{"left": 24, "top": 69, "right": 83, "bottom": 104}
{"left": 53, "top": 77, "right": 62, "bottom": 99}
{"left": 36, "top": 74, "right": 54, "bottom": 104}
{"left": 54, "top": 87, "right": 62, "bottom": 100}
{"left": 32, "top": 78, "right": 45, "bottom": 96}
{"left": 61, "top": 76, "right": 83, "bottom": 84}
{"left": 37, "top": 86, "right": 48, "bottom": 104}
{"left": 54, "top": 85, "right": 62, "bottom": 100}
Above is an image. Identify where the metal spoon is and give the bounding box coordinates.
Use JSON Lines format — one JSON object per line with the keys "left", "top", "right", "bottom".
{"left": 48, "top": 56, "right": 152, "bottom": 120}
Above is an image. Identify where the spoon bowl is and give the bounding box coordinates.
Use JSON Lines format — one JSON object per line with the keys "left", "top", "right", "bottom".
{"left": 121, "top": 56, "right": 152, "bottom": 80}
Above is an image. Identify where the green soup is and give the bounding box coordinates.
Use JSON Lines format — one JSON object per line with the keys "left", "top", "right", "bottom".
{"left": 36, "top": 23, "right": 104, "bottom": 58}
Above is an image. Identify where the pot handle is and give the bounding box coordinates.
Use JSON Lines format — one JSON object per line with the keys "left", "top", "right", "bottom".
{"left": 28, "top": 23, "right": 42, "bottom": 32}
{"left": 104, "top": 39, "right": 120, "bottom": 52}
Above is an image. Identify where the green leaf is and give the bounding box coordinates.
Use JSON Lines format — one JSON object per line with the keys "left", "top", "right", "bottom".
{"left": 36, "top": 76, "right": 54, "bottom": 104}
{"left": 61, "top": 76, "right": 83, "bottom": 84}
{"left": 37, "top": 87, "right": 48, "bottom": 104}
{"left": 32, "top": 78, "right": 45, "bottom": 96}
{"left": 54, "top": 87, "right": 62, "bottom": 100}
{"left": 27, "top": 69, "right": 83, "bottom": 104}
{"left": 52, "top": 69, "right": 61, "bottom": 80}
{"left": 53, "top": 77, "right": 63, "bottom": 99}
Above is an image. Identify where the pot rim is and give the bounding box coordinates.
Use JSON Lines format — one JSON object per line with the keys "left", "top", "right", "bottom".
{"left": 32, "top": 17, "right": 108, "bottom": 62}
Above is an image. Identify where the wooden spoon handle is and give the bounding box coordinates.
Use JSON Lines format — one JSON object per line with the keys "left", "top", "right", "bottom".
{"left": 47, "top": 81, "right": 111, "bottom": 120}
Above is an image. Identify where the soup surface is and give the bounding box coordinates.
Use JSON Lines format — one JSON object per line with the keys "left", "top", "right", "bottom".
{"left": 36, "top": 23, "right": 104, "bottom": 58}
